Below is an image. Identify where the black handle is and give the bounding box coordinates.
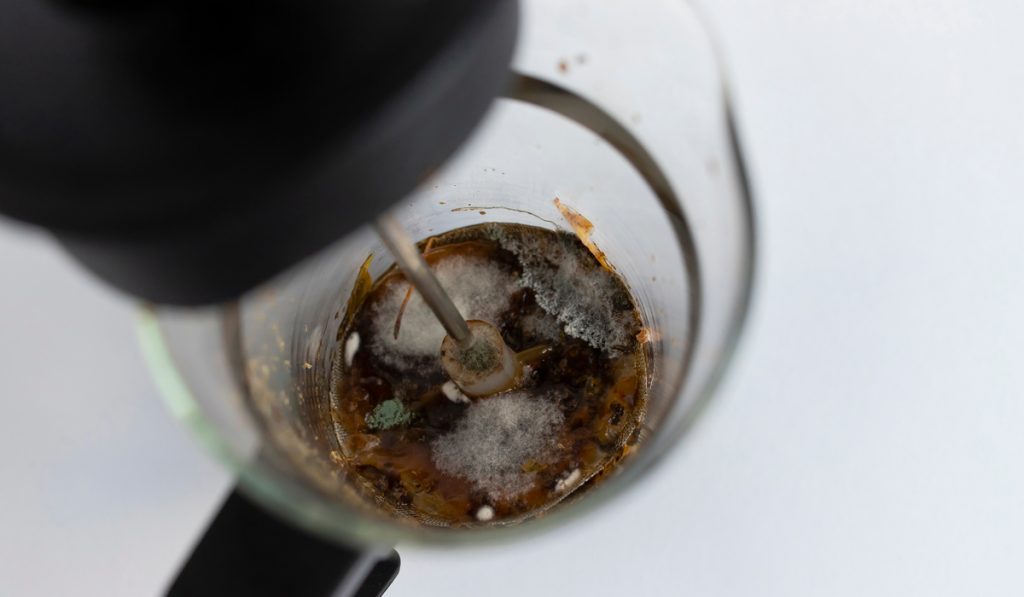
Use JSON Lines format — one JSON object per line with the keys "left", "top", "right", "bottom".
{"left": 167, "top": 489, "right": 399, "bottom": 597}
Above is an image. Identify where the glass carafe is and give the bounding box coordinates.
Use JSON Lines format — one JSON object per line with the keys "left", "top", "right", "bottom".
{"left": 140, "top": 0, "right": 754, "bottom": 551}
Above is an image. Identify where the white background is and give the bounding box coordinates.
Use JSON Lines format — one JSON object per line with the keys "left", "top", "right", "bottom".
{"left": 2, "top": 1, "right": 1023, "bottom": 595}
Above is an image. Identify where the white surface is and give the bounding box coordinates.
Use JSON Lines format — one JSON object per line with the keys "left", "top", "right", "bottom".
{"left": 3, "top": 1, "right": 1024, "bottom": 595}
{"left": 0, "top": 227, "right": 233, "bottom": 595}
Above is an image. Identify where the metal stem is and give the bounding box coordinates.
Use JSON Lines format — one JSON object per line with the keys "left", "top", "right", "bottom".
{"left": 374, "top": 213, "right": 472, "bottom": 346}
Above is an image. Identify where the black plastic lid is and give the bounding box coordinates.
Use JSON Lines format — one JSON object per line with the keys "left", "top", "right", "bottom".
{"left": 0, "top": 0, "right": 518, "bottom": 304}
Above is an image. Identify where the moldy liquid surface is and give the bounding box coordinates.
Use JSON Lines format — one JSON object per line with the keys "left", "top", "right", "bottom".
{"left": 331, "top": 222, "right": 648, "bottom": 526}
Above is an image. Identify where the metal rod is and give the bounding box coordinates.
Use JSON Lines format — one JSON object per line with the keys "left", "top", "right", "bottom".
{"left": 374, "top": 213, "right": 472, "bottom": 346}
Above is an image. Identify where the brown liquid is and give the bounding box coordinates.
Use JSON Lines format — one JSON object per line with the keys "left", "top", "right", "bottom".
{"left": 331, "top": 222, "right": 648, "bottom": 526}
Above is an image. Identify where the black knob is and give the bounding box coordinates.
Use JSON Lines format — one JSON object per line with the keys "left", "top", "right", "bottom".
{"left": 0, "top": 0, "right": 518, "bottom": 304}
